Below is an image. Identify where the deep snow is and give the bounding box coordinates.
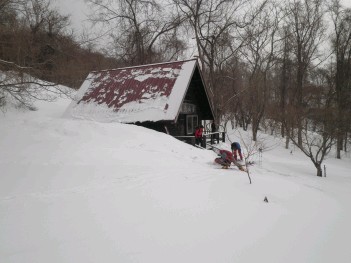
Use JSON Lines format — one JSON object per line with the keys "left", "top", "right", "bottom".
{"left": 1, "top": 89, "right": 351, "bottom": 263}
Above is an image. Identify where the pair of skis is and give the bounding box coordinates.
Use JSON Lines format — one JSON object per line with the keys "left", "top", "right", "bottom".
{"left": 215, "top": 157, "right": 247, "bottom": 171}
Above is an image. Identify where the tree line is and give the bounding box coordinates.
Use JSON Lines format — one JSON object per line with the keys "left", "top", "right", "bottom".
{"left": 0, "top": 0, "right": 119, "bottom": 103}
{"left": 1, "top": 0, "right": 350, "bottom": 176}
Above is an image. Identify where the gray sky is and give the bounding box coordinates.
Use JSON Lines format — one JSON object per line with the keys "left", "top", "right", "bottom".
{"left": 53, "top": 0, "right": 89, "bottom": 34}
{"left": 55, "top": 0, "right": 351, "bottom": 33}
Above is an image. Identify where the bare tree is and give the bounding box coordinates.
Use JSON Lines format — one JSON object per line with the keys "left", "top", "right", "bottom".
{"left": 0, "top": 59, "right": 71, "bottom": 110}
{"left": 276, "top": 25, "right": 295, "bottom": 148}
{"left": 287, "top": 66, "right": 336, "bottom": 177}
{"left": 86, "top": 0, "right": 185, "bottom": 65}
{"left": 239, "top": 2, "right": 280, "bottom": 141}
{"left": 172, "top": 0, "right": 267, "bottom": 123}
{"left": 0, "top": 0, "right": 74, "bottom": 109}
{"left": 0, "top": 0, "right": 16, "bottom": 24}
{"left": 329, "top": 0, "right": 351, "bottom": 159}
{"left": 291, "top": 128, "right": 334, "bottom": 177}
{"left": 235, "top": 129, "right": 279, "bottom": 184}
{"left": 284, "top": 0, "right": 326, "bottom": 146}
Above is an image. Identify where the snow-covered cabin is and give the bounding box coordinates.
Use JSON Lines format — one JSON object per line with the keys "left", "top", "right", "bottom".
{"left": 64, "top": 59, "right": 214, "bottom": 137}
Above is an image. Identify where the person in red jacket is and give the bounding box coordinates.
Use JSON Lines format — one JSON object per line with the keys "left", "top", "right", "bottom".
{"left": 215, "top": 149, "right": 235, "bottom": 168}
{"left": 195, "top": 125, "right": 204, "bottom": 146}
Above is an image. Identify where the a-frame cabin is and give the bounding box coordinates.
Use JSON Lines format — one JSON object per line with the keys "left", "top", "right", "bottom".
{"left": 64, "top": 59, "right": 214, "bottom": 138}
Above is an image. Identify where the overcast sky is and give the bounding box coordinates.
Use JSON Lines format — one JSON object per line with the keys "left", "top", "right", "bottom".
{"left": 55, "top": 0, "right": 351, "bottom": 33}
{"left": 53, "top": 0, "right": 89, "bottom": 34}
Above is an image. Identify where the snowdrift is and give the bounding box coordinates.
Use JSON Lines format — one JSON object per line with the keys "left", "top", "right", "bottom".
{"left": 1, "top": 85, "right": 351, "bottom": 263}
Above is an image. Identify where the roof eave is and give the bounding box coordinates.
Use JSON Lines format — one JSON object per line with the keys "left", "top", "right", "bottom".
{"left": 173, "top": 60, "right": 197, "bottom": 123}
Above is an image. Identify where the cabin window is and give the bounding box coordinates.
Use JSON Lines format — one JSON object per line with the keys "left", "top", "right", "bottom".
{"left": 180, "top": 102, "right": 196, "bottom": 114}
{"left": 186, "top": 115, "right": 198, "bottom": 135}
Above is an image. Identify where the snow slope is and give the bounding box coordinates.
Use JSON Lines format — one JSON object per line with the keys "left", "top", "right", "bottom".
{"left": 1, "top": 89, "right": 351, "bottom": 263}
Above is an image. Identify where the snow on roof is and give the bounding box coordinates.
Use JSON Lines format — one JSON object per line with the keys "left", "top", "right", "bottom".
{"left": 64, "top": 59, "right": 197, "bottom": 123}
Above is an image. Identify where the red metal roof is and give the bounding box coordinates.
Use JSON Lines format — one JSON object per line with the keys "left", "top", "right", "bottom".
{"left": 66, "top": 59, "right": 199, "bottom": 123}
{"left": 79, "top": 60, "right": 189, "bottom": 111}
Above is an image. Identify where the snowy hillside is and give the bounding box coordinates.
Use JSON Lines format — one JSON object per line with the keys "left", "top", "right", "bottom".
{"left": 1, "top": 88, "right": 351, "bottom": 263}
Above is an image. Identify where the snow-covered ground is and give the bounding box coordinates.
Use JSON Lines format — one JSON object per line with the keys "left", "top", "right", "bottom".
{"left": 1, "top": 89, "right": 351, "bottom": 263}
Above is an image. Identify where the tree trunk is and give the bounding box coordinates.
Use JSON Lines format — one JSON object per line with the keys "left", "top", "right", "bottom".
{"left": 337, "top": 135, "right": 342, "bottom": 159}
{"left": 285, "top": 125, "right": 290, "bottom": 149}
{"left": 344, "top": 133, "right": 348, "bottom": 152}
{"left": 285, "top": 134, "right": 290, "bottom": 149}
{"left": 315, "top": 164, "right": 323, "bottom": 177}
{"left": 252, "top": 118, "right": 259, "bottom": 141}
{"left": 297, "top": 121, "right": 303, "bottom": 147}
{"left": 336, "top": 106, "right": 344, "bottom": 159}
{"left": 252, "top": 126, "right": 258, "bottom": 141}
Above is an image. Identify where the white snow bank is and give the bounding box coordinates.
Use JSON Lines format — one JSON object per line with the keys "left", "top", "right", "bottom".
{"left": 1, "top": 89, "right": 351, "bottom": 263}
